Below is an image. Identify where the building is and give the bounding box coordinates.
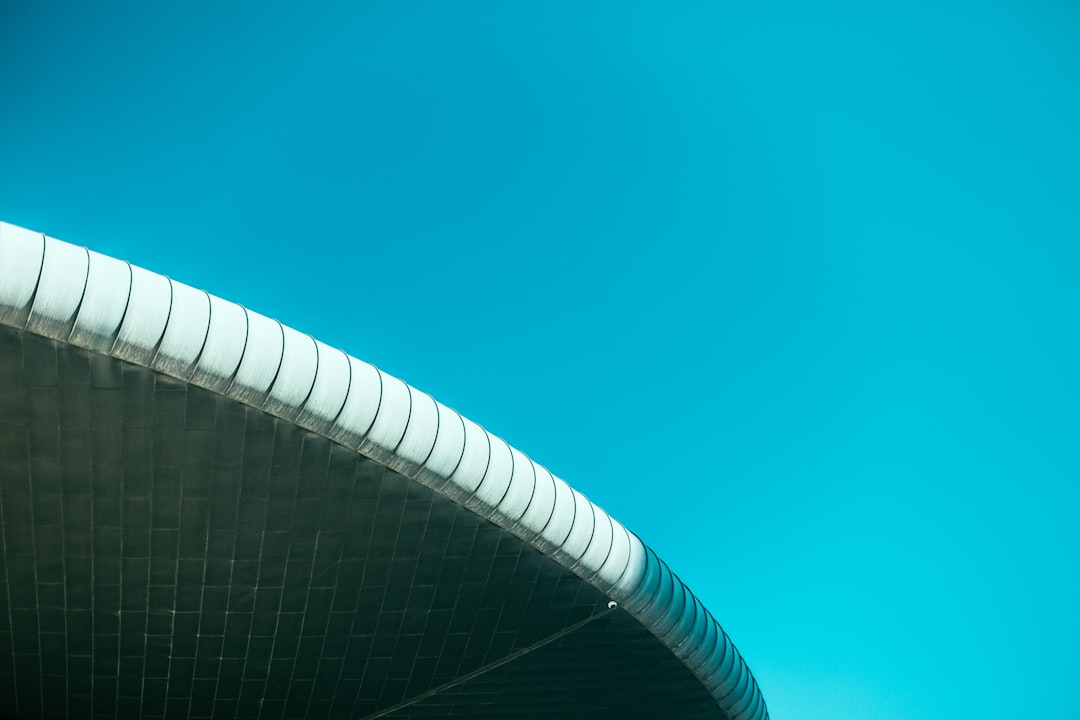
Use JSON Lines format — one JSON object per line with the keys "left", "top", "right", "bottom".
{"left": 0, "top": 221, "right": 767, "bottom": 719}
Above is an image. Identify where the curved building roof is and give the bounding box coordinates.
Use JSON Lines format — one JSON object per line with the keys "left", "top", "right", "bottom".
{"left": 0, "top": 220, "right": 767, "bottom": 720}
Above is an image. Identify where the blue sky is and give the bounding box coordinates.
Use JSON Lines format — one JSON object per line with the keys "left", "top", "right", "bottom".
{"left": 3, "top": 2, "right": 1079, "bottom": 717}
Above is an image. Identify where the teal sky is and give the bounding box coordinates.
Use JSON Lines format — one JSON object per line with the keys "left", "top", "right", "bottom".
{"left": 3, "top": 2, "right": 1079, "bottom": 717}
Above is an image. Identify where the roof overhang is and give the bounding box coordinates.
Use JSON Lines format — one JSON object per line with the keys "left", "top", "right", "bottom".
{"left": 0, "top": 221, "right": 766, "bottom": 720}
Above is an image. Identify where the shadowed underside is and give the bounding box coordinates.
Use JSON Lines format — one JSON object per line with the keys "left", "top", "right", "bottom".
{"left": 0, "top": 327, "right": 724, "bottom": 719}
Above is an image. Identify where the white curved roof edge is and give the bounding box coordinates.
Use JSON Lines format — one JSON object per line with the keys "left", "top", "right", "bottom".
{"left": 0, "top": 221, "right": 767, "bottom": 720}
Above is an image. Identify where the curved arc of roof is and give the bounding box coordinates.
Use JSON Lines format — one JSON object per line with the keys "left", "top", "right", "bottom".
{"left": 0, "top": 221, "right": 767, "bottom": 720}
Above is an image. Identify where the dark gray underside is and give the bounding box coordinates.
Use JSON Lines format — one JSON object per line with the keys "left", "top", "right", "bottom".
{"left": 0, "top": 325, "right": 723, "bottom": 720}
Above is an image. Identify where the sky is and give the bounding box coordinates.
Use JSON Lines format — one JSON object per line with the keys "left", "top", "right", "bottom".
{"left": 2, "top": 1, "right": 1079, "bottom": 718}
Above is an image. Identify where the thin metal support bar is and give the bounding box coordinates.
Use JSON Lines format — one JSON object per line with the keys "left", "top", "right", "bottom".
{"left": 357, "top": 604, "right": 617, "bottom": 720}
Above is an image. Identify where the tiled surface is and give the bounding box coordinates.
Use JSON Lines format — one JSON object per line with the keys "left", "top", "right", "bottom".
{"left": 385, "top": 609, "right": 720, "bottom": 719}
{"left": 0, "top": 325, "right": 724, "bottom": 720}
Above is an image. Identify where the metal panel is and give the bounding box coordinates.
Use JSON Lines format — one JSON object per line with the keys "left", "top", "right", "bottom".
{"left": 717, "top": 654, "right": 750, "bottom": 707}
{"left": 538, "top": 477, "right": 577, "bottom": 551}
{"left": 358, "top": 371, "right": 411, "bottom": 465}
{"left": 385, "top": 387, "right": 439, "bottom": 478}
{"left": 674, "top": 595, "right": 707, "bottom": 654}
{"left": 445, "top": 417, "right": 490, "bottom": 496}
{"left": 295, "top": 340, "right": 350, "bottom": 434}
{"left": 112, "top": 265, "right": 172, "bottom": 364}
{"left": 575, "top": 510, "right": 614, "bottom": 581}
{"left": 556, "top": 489, "right": 596, "bottom": 563}
{"left": 26, "top": 237, "right": 88, "bottom": 337}
{"left": 227, "top": 310, "right": 284, "bottom": 404}
{"left": 685, "top": 604, "right": 721, "bottom": 675}
{"left": 654, "top": 575, "right": 689, "bottom": 641}
{"left": 593, "top": 519, "right": 632, "bottom": 590}
{"left": 0, "top": 222, "right": 45, "bottom": 327}
{"left": 699, "top": 630, "right": 736, "bottom": 693}
{"left": 638, "top": 554, "right": 676, "bottom": 629}
{"left": 470, "top": 434, "right": 514, "bottom": 510}
{"left": 494, "top": 447, "right": 535, "bottom": 522}
{"left": 621, "top": 545, "right": 662, "bottom": 612}
{"left": 516, "top": 462, "right": 556, "bottom": 538}
{"left": 151, "top": 280, "right": 210, "bottom": 378}
{"left": 326, "top": 355, "right": 381, "bottom": 449}
{"left": 611, "top": 533, "right": 649, "bottom": 615}
{"left": 191, "top": 294, "right": 248, "bottom": 392}
{"left": 263, "top": 326, "right": 318, "bottom": 418}
{"left": 413, "top": 401, "right": 466, "bottom": 491}
{"left": 69, "top": 250, "right": 131, "bottom": 352}
{"left": 734, "top": 683, "right": 764, "bottom": 720}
